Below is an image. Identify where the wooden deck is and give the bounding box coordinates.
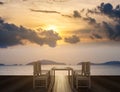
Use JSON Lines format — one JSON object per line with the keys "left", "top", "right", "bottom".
{"left": 0, "top": 76, "right": 120, "bottom": 92}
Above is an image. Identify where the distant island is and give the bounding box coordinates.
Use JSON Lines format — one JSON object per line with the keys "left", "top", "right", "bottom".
{"left": 101, "top": 61, "right": 120, "bottom": 65}
{"left": 27, "top": 59, "right": 66, "bottom": 65}
{"left": 1, "top": 61, "right": 120, "bottom": 66}
{"left": 77, "top": 61, "right": 120, "bottom": 66}
{"left": 0, "top": 64, "right": 5, "bottom": 66}
{"left": 0, "top": 64, "right": 23, "bottom": 66}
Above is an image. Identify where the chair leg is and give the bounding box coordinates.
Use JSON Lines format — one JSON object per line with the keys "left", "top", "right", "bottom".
{"left": 33, "top": 79, "right": 35, "bottom": 88}
{"left": 76, "top": 77, "right": 78, "bottom": 89}
{"left": 46, "top": 79, "right": 47, "bottom": 88}
{"left": 89, "top": 78, "right": 91, "bottom": 88}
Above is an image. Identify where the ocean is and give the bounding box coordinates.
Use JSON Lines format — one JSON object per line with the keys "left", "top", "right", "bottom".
{"left": 0, "top": 65, "right": 120, "bottom": 75}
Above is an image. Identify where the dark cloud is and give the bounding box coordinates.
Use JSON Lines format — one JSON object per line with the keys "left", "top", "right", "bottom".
{"left": 77, "top": 3, "right": 120, "bottom": 41}
{"left": 92, "top": 33, "right": 102, "bottom": 39}
{"left": 102, "top": 21, "right": 114, "bottom": 40}
{"left": 61, "top": 3, "right": 120, "bottom": 42}
{"left": 97, "top": 3, "right": 120, "bottom": 19}
{"left": 97, "top": 3, "right": 120, "bottom": 40}
{"left": 73, "top": 10, "right": 81, "bottom": 18}
{"left": 61, "top": 14, "right": 72, "bottom": 18}
{"left": 83, "top": 17, "right": 96, "bottom": 24}
{"left": 85, "top": 3, "right": 120, "bottom": 20}
{"left": 30, "top": 9, "right": 74, "bottom": 18}
{"left": 87, "top": 9, "right": 95, "bottom": 15}
{"left": 80, "top": 9, "right": 85, "bottom": 13}
{"left": 39, "top": 30, "right": 62, "bottom": 47}
{"left": 72, "top": 10, "right": 100, "bottom": 27}
{"left": 30, "top": 9, "right": 60, "bottom": 14}
{"left": 101, "top": 21, "right": 120, "bottom": 41}
{"left": 61, "top": 10, "right": 81, "bottom": 18}
{"left": 30, "top": 9, "right": 79, "bottom": 19}
{"left": 114, "top": 24, "right": 120, "bottom": 41}
{"left": 0, "top": 18, "right": 61, "bottom": 48}
{"left": 111, "top": 24, "right": 120, "bottom": 41}
{"left": 98, "top": 3, "right": 113, "bottom": 14}
{"left": 64, "top": 35, "right": 80, "bottom": 44}
{"left": 82, "top": 15, "right": 101, "bottom": 28}
{"left": 0, "top": 1, "right": 4, "bottom": 5}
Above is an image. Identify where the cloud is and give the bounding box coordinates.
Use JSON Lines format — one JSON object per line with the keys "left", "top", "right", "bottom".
{"left": 102, "top": 21, "right": 114, "bottom": 39}
{"left": 80, "top": 9, "right": 85, "bottom": 13}
{"left": 61, "top": 14, "right": 72, "bottom": 18}
{"left": 39, "top": 30, "right": 62, "bottom": 47}
{"left": 0, "top": 1, "right": 4, "bottom": 5}
{"left": 89, "top": 20, "right": 120, "bottom": 41}
{"left": 64, "top": 35, "right": 80, "bottom": 44}
{"left": 71, "top": 10, "right": 100, "bottom": 27}
{"left": 61, "top": 10, "right": 81, "bottom": 18}
{"left": 114, "top": 24, "right": 120, "bottom": 41}
{"left": 102, "top": 21, "right": 120, "bottom": 41}
{"left": 30, "top": 9, "right": 76, "bottom": 18}
{"left": 94, "top": 3, "right": 120, "bottom": 20}
{"left": 85, "top": 3, "right": 120, "bottom": 21}
{"left": 91, "top": 33, "right": 102, "bottom": 39}
{"left": 30, "top": 9, "right": 82, "bottom": 19}
{"left": 83, "top": 16, "right": 96, "bottom": 24}
{"left": 0, "top": 18, "right": 61, "bottom": 48}
{"left": 75, "top": 2, "right": 120, "bottom": 41}
{"left": 30, "top": 9, "right": 74, "bottom": 18}
{"left": 30, "top": 9, "right": 60, "bottom": 14}
{"left": 73, "top": 10, "right": 81, "bottom": 18}
{"left": 66, "top": 3, "right": 120, "bottom": 42}
{"left": 98, "top": 3, "right": 113, "bottom": 14}
{"left": 22, "top": 0, "right": 27, "bottom": 1}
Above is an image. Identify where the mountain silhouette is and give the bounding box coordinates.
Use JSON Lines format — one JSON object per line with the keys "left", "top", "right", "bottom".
{"left": 27, "top": 59, "right": 66, "bottom": 65}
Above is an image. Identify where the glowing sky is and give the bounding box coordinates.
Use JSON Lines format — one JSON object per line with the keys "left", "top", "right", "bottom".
{"left": 0, "top": 0, "right": 120, "bottom": 64}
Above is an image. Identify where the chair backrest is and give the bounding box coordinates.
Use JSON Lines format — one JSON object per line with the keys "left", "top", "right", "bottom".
{"left": 33, "top": 62, "right": 37, "bottom": 75}
{"left": 33, "top": 61, "right": 41, "bottom": 76}
{"left": 81, "top": 62, "right": 90, "bottom": 76}
{"left": 85, "top": 62, "right": 90, "bottom": 76}
{"left": 38, "top": 62, "right": 41, "bottom": 75}
{"left": 81, "top": 62, "right": 86, "bottom": 75}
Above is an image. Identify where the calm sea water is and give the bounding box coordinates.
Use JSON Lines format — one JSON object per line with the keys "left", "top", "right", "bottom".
{"left": 0, "top": 65, "right": 120, "bottom": 75}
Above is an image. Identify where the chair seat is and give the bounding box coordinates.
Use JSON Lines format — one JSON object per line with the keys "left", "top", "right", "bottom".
{"left": 76, "top": 76, "right": 89, "bottom": 80}
{"left": 34, "top": 75, "right": 48, "bottom": 79}
{"left": 41, "top": 70, "right": 49, "bottom": 75}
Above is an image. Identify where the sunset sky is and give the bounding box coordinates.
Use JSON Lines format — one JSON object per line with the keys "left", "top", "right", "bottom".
{"left": 0, "top": 0, "right": 120, "bottom": 64}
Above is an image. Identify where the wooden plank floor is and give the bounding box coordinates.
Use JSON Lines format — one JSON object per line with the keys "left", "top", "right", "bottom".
{"left": 53, "top": 76, "right": 72, "bottom": 92}
{"left": 0, "top": 76, "right": 120, "bottom": 92}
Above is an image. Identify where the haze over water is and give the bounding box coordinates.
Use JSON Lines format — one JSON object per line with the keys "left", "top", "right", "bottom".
{"left": 0, "top": 65, "right": 120, "bottom": 75}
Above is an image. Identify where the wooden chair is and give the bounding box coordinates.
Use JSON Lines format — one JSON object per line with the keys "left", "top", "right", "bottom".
{"left": 75, "top": 62, "right": 91, "bottom": 89}
{"left": 33, "top": 61, "right": 50, "bottom": 88}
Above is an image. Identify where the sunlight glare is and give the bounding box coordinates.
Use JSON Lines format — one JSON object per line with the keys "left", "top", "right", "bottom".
{"left": 45, "top": 25, "right": 59, "bottom": 32}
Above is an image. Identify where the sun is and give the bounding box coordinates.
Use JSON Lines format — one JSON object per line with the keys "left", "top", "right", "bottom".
{"left": 45, "top": 25, "right": 58, "bottom": 32}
